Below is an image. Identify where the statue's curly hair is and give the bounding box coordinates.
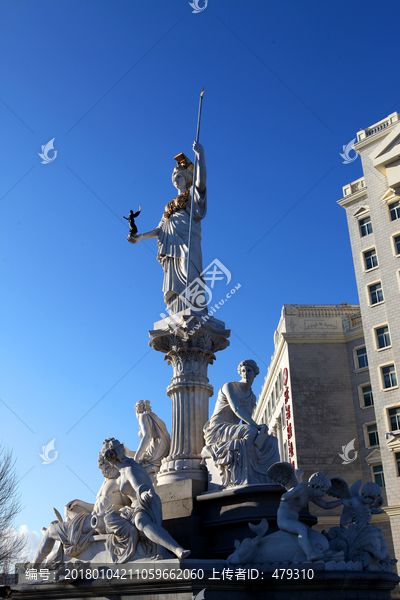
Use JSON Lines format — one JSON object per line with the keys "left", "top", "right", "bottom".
{"left": 361, "top": 481, "right": 381, "bottom": 500}
{"left": 172, "top": 166, "right": 193, "bottom": 188}
{"left": 237, "top": 359, "right": 260, "bottom": 377}
{"left": 135, "top": 399, "right": 151, "bottom": 413}
{"left": 309, "top": 472, "right": 331, "bottom": 491}
{"left": 101, "top": 437, "right": 125, "bottom": 464}
{"left": 98, "top": 452, "right": 120, "bottom": 479}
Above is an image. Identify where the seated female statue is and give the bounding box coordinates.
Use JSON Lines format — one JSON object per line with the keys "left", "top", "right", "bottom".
{"left": 203, "top": 359, "right": 280, "bottom": 488}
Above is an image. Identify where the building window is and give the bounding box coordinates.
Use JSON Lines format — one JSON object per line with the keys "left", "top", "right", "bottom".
{"left": 360, "top": 216, "right": 373, "bottom": 237}
{"left": 376, "top": 326, "right": 391, "bottom": 349}
{"left": 267, "top": 400, "right": 271, "bottom": 419}
{"left": 388, "top": 407, "right": 400, "bottom": 431}
{"left": 366, "top": 423, "right": 379, "bottom": 447}
{"left": 395, "top": 452, "right": 400, "bottom": 477}
{"left": 369, "top": 282, "right": 384, "bottom": 305}
{"left": 278, "top": 371, "right": 283, "bottom": 391}
{"left": 389, "top": 200, "right": 400, "bottom": 222}
{"left": 382, "top": 365, "right": 398, "bottom": 389}
{"left": 394, "top": 234, "right": 400, "bottom": 256}
{"left": 356, "top": 347, "right": 368, "bottom": 369}
{"left": 271, "top": 390, "right": 275, "bottom": 407}
{"left": 364, "top": 248, "right": 378, "bottom": 271}
{"left": 373, "top": 464, "right": 385, "bottom": 488}
{"left": 283, "top": 441, "right": 288, "bottom": 462}
{"left": 281, "top": 405, "right": 286, "bottom": 428}
{"left": 361, "top": 384, "right": 374, "bottom": 407}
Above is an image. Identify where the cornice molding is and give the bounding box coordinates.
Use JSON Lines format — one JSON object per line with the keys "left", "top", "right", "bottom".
{"left": 383, "top": 505, "right": 400, "bottom": 517}
{"left": 337, "top": 188, "right": 368, "bottom": 208}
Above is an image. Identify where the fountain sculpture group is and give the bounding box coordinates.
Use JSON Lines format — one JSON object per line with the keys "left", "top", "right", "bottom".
{"left": 19, "top": 142, "right": 398, "bottom": 599}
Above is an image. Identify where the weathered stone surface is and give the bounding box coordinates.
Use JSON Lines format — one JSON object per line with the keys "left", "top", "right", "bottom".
{"left": 156, "top": 479, "right": 208, "bottom": 558}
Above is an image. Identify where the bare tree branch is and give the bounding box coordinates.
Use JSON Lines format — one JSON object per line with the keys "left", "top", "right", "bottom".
{"left": 0, "top": 445, "right": 28, "bottom": 580}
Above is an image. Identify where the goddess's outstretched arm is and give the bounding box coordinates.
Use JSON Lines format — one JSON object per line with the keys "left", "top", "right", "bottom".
{"left": 128, "top": 228, "right": 159, "bottom": 244}
{"left": 193, "top": 141, "right": 207, "bottom": 192}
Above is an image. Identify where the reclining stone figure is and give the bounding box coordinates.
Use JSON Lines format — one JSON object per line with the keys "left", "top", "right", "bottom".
{"left": 29, "top": 453, "right": 129, "bottom": 566}
{"left": 30, "top": 440, "right": 190, "bottom": 566}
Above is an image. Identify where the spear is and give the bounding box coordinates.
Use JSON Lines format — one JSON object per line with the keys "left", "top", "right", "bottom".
{"left": 186, "top": 88, "right": 204, "bottom": 303}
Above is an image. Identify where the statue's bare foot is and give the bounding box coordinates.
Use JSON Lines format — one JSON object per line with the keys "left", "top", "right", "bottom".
{"left": 176, "top": 548, "right": 191, "bottom": 559}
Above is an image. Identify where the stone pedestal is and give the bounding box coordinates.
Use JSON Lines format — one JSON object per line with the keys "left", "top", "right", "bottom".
{"left": 196, "top": 484, "right": 318, "bottom": 559}
{"left": 149, "top": 311, "right": 230, "bottom": 485}
{"left": 156, "top": 478, "right": 208, "bottom": 558}
{"left": 11, "top": 561, "right": 400, "bottom": 600}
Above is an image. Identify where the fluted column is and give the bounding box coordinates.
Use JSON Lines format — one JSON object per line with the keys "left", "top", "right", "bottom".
{"left": 149, "top": 313, "right": 230, "bottom": 485}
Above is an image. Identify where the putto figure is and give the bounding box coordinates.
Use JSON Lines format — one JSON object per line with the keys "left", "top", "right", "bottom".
{"left": 322, "top": 478, "right": 396, "bottom": 571}
{"left": 134, "top": 400, "right": 170, "bottom": 482}
{"left": 127, "top": 144, "right": 207, "bottom": 314}
{"left": 202, "top": 359, "right": 280, "bottom": 488}
{"left": 326, "top": 479, "right": 384, "bottom": 527}
{"left": 123, "top": 206, "right": 141, "bottom": 239}
{"left": 268, "top": 462, "right": 343, "bottom": 561}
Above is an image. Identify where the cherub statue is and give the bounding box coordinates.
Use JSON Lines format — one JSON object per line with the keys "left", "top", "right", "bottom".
{"left": 326, "top": 479, "right": 384, "bottom": 527}
{"left": 268, "top": 462, "right": 343, "bottom": 561}
{"left": 123, "top": 206, "right": 141, "bottom": 239}
{"left": 323, "top": 479, "right": 396, "bottom": 571}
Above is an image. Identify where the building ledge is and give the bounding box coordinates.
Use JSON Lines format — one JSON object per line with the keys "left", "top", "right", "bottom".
{"left": 338, "top": 179, "right": 367, "bottom": 207}
{"left": 354, "top": 112, "right": 399, "bottom": 148}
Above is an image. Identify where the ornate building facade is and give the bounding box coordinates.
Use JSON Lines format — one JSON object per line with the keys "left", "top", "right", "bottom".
{"left": 337, "top": 111, "right": 400, "bottom": 568}
{"left": 254, "top": 304, "right": 395, "bottom": 554}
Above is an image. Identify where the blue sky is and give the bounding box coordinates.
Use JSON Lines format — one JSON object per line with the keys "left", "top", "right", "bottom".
{"left": 1, "top": 0, "right": 400, "bottom": 545}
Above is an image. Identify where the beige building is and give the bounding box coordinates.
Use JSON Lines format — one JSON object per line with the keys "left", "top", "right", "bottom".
{"left": 338, "top": 111, "right": 400, "bottom": 565}
{"left": 254, "top": 304, "right": 394, "bottom": 553}
{"left": 255, "top": 304, "right": 366, "bottom": 476}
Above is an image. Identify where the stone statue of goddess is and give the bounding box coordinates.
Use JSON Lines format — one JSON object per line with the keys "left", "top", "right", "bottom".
{"left": 128, "top": 142, "right": 207, "bottom": 314}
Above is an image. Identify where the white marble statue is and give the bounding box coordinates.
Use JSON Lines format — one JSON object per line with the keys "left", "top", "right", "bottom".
{"left": 30, "top": 453, "right": 130, "bottom": 566}
{"left": 202, "top": 359, "right": 280, "bottom": 488}
{"left": 227, "top": 518, "right": 332, "bottom": 566}
{"left": 127, "top": 144, "right": 207, "bottom": 314}
{"left": 129, "top": 400, "right": 170, "bottom": 482}
{"left": 325, "top": 479, "right": 384, "bottom": 527}
{"left": 228, "top": 466, "right": 397, "bottom": 572}
{"left": 228, "top": 463, "right": 343, "bottom": 565}
{"left": 30, "top": 442, "right": 190, "bottom": 566}
{"left": 101, "top": 438, "right": 190, "bottom": 560}
{"left": 323, "top": 479, "right": 397, "bottom": 571}
{"left": 267, "top": 463, "right": 343, "bottom": 561}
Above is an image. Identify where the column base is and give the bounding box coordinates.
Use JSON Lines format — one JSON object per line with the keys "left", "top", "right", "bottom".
{"left": 157, "top": 455, "right": 208, "bottom": 485}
